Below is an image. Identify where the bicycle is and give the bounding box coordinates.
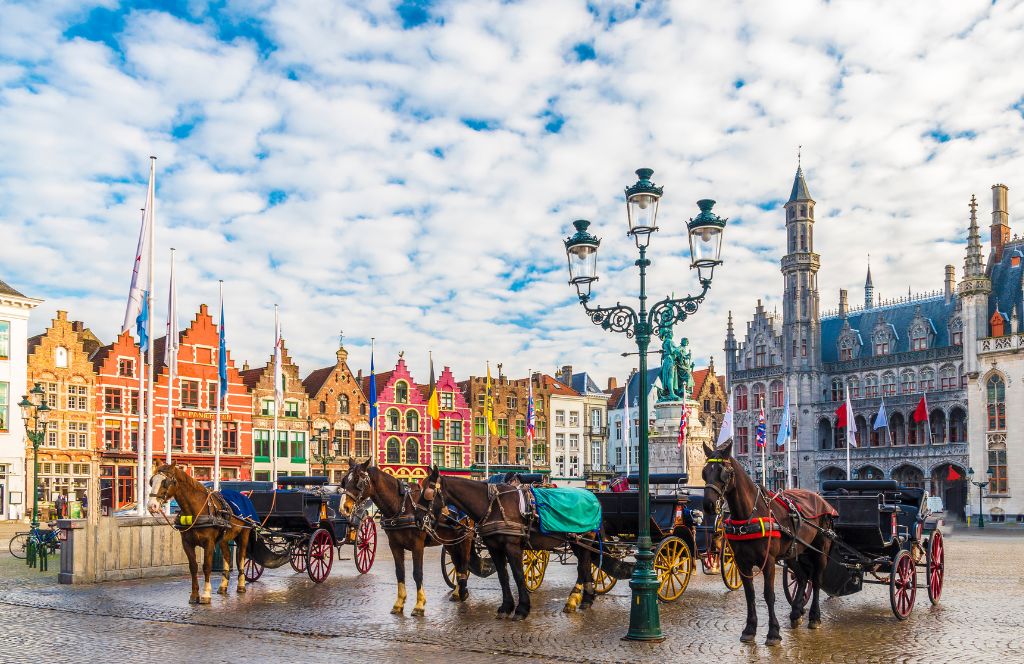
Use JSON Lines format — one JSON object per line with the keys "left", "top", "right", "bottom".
{"left": 8, "top": 523, "right": 62, "bottom": 560}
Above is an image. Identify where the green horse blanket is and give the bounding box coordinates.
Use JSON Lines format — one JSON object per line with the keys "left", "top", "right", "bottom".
{"left": 532, "top": 487, "right": 602, "bottom": 534}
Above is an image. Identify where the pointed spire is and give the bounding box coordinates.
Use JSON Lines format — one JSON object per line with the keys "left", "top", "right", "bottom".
{"left": 864, "top": 255, "right": 874, "bottom": 309}
{"left": 788, "top": 156, "right": 812, "bottom": 203}
{"left": 964, "top": 194, "right": 985, "bottom": 278}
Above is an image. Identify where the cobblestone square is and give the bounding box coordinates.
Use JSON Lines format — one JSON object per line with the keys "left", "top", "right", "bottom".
{"left": 1, "top": 529, "right": 1022, "bottom": 663}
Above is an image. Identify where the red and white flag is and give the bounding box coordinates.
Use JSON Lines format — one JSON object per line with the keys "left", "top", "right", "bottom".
{"left": 835, "top": 386, "right": 857, "bottom": 447}
{"left": 677, "top": 404, "right": 691, "bottom": 449}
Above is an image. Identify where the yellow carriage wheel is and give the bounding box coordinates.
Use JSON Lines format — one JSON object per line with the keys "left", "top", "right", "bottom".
{"left": 720, "top": 539, "right": 742, "bottom": 590}
{"left": 523, "top": 549, "right": 550, "bottom": 592}
{"left": 591, "top": 563, "right": 617, "bottom": 594}
{"left": 653, "top": 537, "right": 693, "bottom": 602}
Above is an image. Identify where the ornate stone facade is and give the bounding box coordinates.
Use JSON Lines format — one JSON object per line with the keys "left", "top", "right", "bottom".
{"left": 303, "top": 340, "right": 370, "bottom": 484}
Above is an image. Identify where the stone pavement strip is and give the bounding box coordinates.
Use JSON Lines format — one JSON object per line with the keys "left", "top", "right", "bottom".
{"left": 1, "top": 532, "right": 1023, "bottom": 663}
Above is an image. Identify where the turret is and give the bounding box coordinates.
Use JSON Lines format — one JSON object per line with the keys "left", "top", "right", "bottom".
{"left": 864, "top": 261, "right": 874, "bottom": 309}
{"left": 991, "top": 184, "right": 1010, "bottom": 263}
{"left": 724, "top": 310, "right": 738, "bottom": 381}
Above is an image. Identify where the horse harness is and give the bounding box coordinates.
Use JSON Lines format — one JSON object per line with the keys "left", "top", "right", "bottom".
{"left": 379, "top": 480, "right": 420, "bottom": 531}
{"left": 150, "top": 484, "right": 243, "bottom": 535}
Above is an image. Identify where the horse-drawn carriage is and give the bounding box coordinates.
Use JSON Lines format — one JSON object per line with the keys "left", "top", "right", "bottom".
{"left": 242, "top": 476, "right": 377, "bottom": 584}
{"left": 785, "top": 479, "right": 944, "bottom": 620}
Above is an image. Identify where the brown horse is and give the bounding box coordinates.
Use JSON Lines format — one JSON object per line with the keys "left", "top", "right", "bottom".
{"left": 338, "top": 458, "right": 474, "bottom": 616}
{"left": 701, "top": 441, "right": 833, "bottom": 646}
{"left": 418, "top": 465, "right": 597, "bottom": 620}
{"left": 147, "top": 464, "right": 252, "bottom": 604}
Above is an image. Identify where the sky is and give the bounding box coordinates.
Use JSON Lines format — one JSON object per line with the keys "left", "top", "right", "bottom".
{"left": 2, "top": 0, "right": 1023, "bottom": 387}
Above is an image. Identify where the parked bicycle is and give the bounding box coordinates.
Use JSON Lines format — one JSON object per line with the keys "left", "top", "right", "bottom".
{"left": 8, "top": 522, "right": 63, "bottom": 560}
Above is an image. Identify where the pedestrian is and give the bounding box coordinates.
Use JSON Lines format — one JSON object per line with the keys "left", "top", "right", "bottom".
{"left": 81, "top": 491, "right": 88, "bottom": 518}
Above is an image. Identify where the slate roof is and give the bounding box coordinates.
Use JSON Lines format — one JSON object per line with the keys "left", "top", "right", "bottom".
{"left": 239, "top": 367, "right": 264, "bottom": 391}
{"left": 89, "top": 343, "right": 115, "bottom": 374}
{"left": 570, "top": 371, "right": 604, "bottom": 395}
{"left": 820, "top": 295, "right": 958, "bottom": 363}
{"left": 988, "top": 240, "right": 1024, "bottom": 333}
{"left": 609, "top": 368, "right": 661, "bottom": 410}
{"left": 789, "top": 166, "right": 812, "bottom": 202}
{"left": 302, "top": 366, "right": 335, "bottom": 397}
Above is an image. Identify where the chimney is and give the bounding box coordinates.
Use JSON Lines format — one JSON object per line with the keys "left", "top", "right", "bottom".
{"left": 242, "top": 360, "right": 250, "bottom": 371}
{"left": 607, "top": 377, "right": 618, "bottom": 391}
{"left": 838, "top": 289, "right": 848, "bottom": 317}
{"left": 357, "top": 369, "right": 363, "bottom": 381}
{"left": 560, "top": 365, "right": 573, "bottom": 384}
{"left": 944, "top": 264, "right": 956, "bottom": 303}
{"left": 992, "top": 184, "right": 1010, "bottom": 263}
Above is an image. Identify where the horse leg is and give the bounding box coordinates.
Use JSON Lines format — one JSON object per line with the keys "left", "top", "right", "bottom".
{"left": 490, "top": 545, "right": 515, "bottom": 617}
{"left": 183, "top": 540, "right": 199, "bottom": 604}
{"left": 739, "top": 571, "right": 757, "bottom": 642}
{"left": 390, "top": 541, "right": 407, "bottom": 614}
{"left": 578, "top": 548, "right": 596, "bottom": 610}
{"left": 763, "top": 559, "right": 782, "bottom": 646}
{"left": 789, "top": 563, "right": 808, "bottom": 628}
{"left": 411, "top": 539, "right": 427, "bottom": 617}
{"left": 236, "top": 531, "right": 248, "bottom": 594}
{"left": 200, "top": 540, "right": 214, "bottom": 604}
{"left": 808, "top": 548, "right": 827, "bottom": 629}
{"left": 506, "top": 542, "right": 530, "bottom": 620}
{"left": 447, "top": 541, "right": 470, "bottom": 602}
{"left": 217, "top": 538, "right": 231, "bottom": 594}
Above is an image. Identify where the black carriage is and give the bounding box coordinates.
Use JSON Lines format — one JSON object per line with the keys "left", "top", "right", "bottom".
{"left": 783, "top": 480, "right": 944, "bottom": 620}
{"left": 593, "top": 473, "right": 742, "bottom": 601}
{"left": 242, "top": 476, "right": 377, "bottom": 584}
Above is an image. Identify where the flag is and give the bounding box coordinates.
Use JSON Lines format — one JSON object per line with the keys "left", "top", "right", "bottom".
{"left": 485, "top": 365, "right": 497, "bottom": 436}
{"left": 834, "top": 400, "right": 848, "bottom": 428}
{"left": 526, "top": 378, "right": 536, "bottom": 444}
{"left": 272, "top": 307, "right": 283, "bottom": 406}
{"left": 136, "top": 292, "right": 150, "bottom": 353}
{"left": 874, "top": 399, "right": 889, "bottom": 430}
{"left": 755, "top": 404, "right": 767, "bottom": 448}
{"left": 218, "top": 292, "right": 228, "bottom": 402}
{"left": 368, "top": 347, "right": 378, "bottom": 422}
{"left": 716, "top": 395, "right": 734, "bottom": 446}
{"left": 947, "top": 466, "right": 962, "bottom": 481}
{"left": 913, "top": 395, "right": 928, "bottom": 423}
{"left": 122, "top": 161, "right": 155, "bottom": 335}
{"left": 427, "top": 354, "right": 440, "bottom": 430}
{"left": 775, "top": 390, "right": 790, "bottom": 448}
{"left": 677, "top": 404, "right": 691, "bottom": 449}
{"left": 844, "top": 387, "right": 858, "bottom": 447}
{"left": 164, "top": 252, "right": 178, "bottom": 367}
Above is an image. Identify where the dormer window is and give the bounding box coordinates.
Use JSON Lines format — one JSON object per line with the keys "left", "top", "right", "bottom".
{"left": 911, "top": 330, "right": 927, "bottom": 351}
{"left": 990, "top": 311, "right": 1006, "bottom": 338}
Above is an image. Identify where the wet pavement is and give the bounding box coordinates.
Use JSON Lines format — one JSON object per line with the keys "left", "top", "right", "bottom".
{"left": 1, "top": 530, "right": 1022, "bottom": 663}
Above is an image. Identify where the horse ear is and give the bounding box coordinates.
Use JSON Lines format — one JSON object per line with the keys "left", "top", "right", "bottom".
{"left": 360, "top": 457, "right": 371, "bottom": 471}
{"left": 347, "top": 457, "right": 356, "bottom": 469}
{"left": 703, "top": 442, "right": 715, "bottom": 458}
{"left": 721, "top": 440, "right": 733, "bottom": 458}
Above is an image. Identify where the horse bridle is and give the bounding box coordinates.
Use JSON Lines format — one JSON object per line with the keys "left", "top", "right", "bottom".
{"left": 341, "top": 467, "right": 371, "bottom": 510}
{"left": 149, "top": 471, "right": 176, "bottom": 507}
{"left": 703, "top": 457, "right": 735, "bottom": 504}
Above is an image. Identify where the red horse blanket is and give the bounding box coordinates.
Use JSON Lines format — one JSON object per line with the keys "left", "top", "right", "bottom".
{"left": 771, "top": 489, "right": 838, "bottom": 519}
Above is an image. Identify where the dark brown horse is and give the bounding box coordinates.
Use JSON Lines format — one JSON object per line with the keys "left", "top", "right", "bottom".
{"left": 147, "top": 464, "right": 252, "bottom": 604}
{"left": 418, "top": 466, "right": 596, "bottom": 620}
{"left": 701, "top": 441, "right": 833, "bottom": 646}
{"left": 338, "top": 458, "right": 474, "bottom": 616}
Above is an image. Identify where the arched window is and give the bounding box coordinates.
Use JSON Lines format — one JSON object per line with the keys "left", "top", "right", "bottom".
{"left": 900, "top": 370, "right": 916, "bottom": 394}
{"left": 386, "top": 408, "right": 400, "bottom": 431}
{"left": 770, "top": 380, "right": 784, "bottom": 408}
{"left": 395, "top": 381, "right": 409, "bottom": 404}
{"left": 949, "top": 407, "right": 967, "bottom": 443}
{"left": 55, "top": 346, "right": 68, "bottom": 368}
{"left": 930, "top": 409, "right": 946, "bottom": 444}
{"left": 359, "top": 403, "right": 367, "bottom": 415}
{"left": 818, "top": 418, "right": 833, "bottom": 450}
{"left": 847, "top": 376, "right": 861, "bottom": 398}
{"left": 890, "top": 412, "right": 905, "bottom": 446}
{"left": 735, "top": 385, "right": 748, "bottom": 411}
{"left": 319, "top": 400, "right": 326, "bottom": 414}
{"left": 405, "top": 410, "right": 419, "bottom": 432}
{"left": 338, "top": 395, "right": 350, "bottom": 414}
{"left": 830, "top": 378, "right": 843, "bottom": 402}
{"left": 858, "top": 465, "right": 884, "bottom": 481}
{"left": 892, "top": 465, "right": 925, "bottom": 489}
{"left": 940, "top": 365, "right": 957, "bottom": 390}
{"left": 751, "top": 383, "right": 766, "bottom": 410}
{"left": 386, "top": 437, "right": 400, "bottom": 464}
{"left": 919, "top": 368, "right": 935, "bottom": 391}
{"left": 881, "top": 372, "right": 896, "bottom": 397}
{"left": 987, "top": 374, "right": 1006, "bottom": 431}
{"left": 865, "top": 374, "right": 879, "bottom": 398}
{"left": 405, "top": 438, "right": 419, "bottom": 464}
{"left": 910, "top": 325, "right": 929, "bottom": 351}
{"left": 854, "top": 416, "right": 868, "bottom": 447}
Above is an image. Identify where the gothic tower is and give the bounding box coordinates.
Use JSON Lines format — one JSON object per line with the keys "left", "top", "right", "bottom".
{"left": 864, "top": 261, "right": 874, "bottom": 309}
{"left": 724, "top": 310, "right": 738, "bottom": 384}
{"left": 960, "top": 194, "right": 992, "bottom": 377}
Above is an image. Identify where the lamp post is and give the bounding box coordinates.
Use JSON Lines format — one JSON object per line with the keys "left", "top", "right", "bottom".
{"left": 967, "top": 466, "right": 994, "bottom": 528}
{"left": 310, "top": 423, "right": 339, "bottom": 480}
{"left": 18, "top": 383, "right": 51, "bottom": 568}
{"left": 564, "top": 168, "right": 726, "bottom": 642}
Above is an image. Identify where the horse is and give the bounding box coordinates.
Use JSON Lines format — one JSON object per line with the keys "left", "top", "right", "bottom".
{"left": 147, "top": 464, "right": 252, "bottom": 604}
{"left": 338, "top": 458, "right": 475, "bottom": 616}
{"left": 701, "top": 441, "right": 833, "bottom": 646}
{"left": 417, "top": 465, "right": 597, "bottom": 620}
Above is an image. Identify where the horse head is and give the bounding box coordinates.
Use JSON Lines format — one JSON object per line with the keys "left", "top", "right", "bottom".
{"left": 338, "top": 457, "right": 372, "bottom": 517}
{"left": 414, "top": 465, "right": 446, "bottom": 530}
{"left": 701, "top": 440, "right": 735, "bottom": 514}
{"left": 148, "top": 464, "right": 181, "bottom": 514}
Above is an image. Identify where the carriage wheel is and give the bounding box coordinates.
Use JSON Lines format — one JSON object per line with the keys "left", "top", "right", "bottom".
{"left": 523, "top": 549, "right": 549, "bottom": 592}
{"left": 354, "top": 517, "right": 377, "bottom": 574}
{"left": 653, "top": 537, "right": 693, "bottom": 602}
{"left": 441, "top": 547, "right": 458, "bottom": 589}
{"left": 926, "top": 531, "right": 944, "bottom": 605}
{"left": 591, "top": 563, "right": 617, "bottom": 595}
{"left": 306, "top": 528, "right": 334, "bottom": 583}
{"left": 289, "top": 541, "right": 308, "bottom": 573}
{"left": 720, "top": 540, "right": 742, "bottom": 591}
{"left": 243, "top": 557, "right": 265, "bottom": 583}
{"left": 782, "top": 562, "right": 812, "bottom": 606}
{"left": 889, "top": 549, "right": 917, "bottom": 620}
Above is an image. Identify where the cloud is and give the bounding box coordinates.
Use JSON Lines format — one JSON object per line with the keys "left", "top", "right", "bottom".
{"left": 1, "top": 0, "right": 1023, "bottom": 387}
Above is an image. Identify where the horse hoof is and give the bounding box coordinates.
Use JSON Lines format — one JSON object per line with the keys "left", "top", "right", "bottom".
{"left": 217, "top": 588, "right": 228, "bottom": 595}
{"left": 562, "top": 605, "right": 577, "bottom": 614}
{"left": 808, "top": 620, "right": 822, "bottom": 630}
{"left": 766, "top": 637, "right": 782, "bottom": 647}
{"left": 740, "top": 633, "right": 756, "bottom": 643}
{"left": 237, "top": 586, "right": 246, "bottom": 594}
{"left": 412, "top": 608, "right": 425, "bottom": 617}
{"left": 449, "top": 593, "right": 460, "bottom": 602}
{"left": 199, "top": 597, "right": 211, "bottom": 605}
{"left": 511, "top": 613, "right": 528, "bottom": 621}
{"left": 391, "top": 607, "right": 404, "bottom": 615}
{"left": 189, "top": 597, "right": 199, "bottom": 605}
{"left": 791, "top": 617, "right": 803, "bottom": 628}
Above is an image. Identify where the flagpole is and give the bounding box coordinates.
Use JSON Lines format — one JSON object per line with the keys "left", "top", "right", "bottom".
{"left": 760, "top": 396, "right": 766, "bottom": 486}
{"left": 371, "top": 337, "right": 377, "bottom": 464}
{"left": 925, "top": 392, "right": 933, "bottom": 445}
{"left": 144, "top": 157, "right": 156, "bottom": 503}
{"left": 845, "top": 386, "right": 851, "bottom": 479}
{"left": 527, "top": 369, "right": 533, "bottom": 473}
{"left": 135, "top": 203, "right": 147, "bottom": 517}
{"left": 484, "top": 361, "right": 490, "bottom": 478}
{"left": 624, "top": 375, "right": 631, "bottom": 477}
{"left": 165, "top": 248, "right": 176, "bottom": 465}
{"left": 272, "top": 304, "right": 280, "bottom": 482}
{"left": 786, "top": 391, "right": 792, "bottom": 490}
{"left": 214, "top": 280, "right": 223, "bottom": 491}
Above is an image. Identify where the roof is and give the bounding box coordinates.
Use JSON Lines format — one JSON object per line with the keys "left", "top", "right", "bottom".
{"left": 360, "top": 370, "right": 395, "bottom": 401}
{"left": 0, "top": 279, "right": 25, "bottom": 298}
{"left": 788, "top": 166, "right": 812, "bottom": 203}
{"left": 607, "top": 385, "right": 626, "bottom": 409}
{"left": 537, "top": 374, "right": 579, "bottom": 397}
{"left": 570, "top": 371, "right": 603, "bottom": 395}
{"left": 609, "top": 368, "right": 661, "bottom": 409}
{"left": 302, "top": 366, "right": 334, "bottom": 397}
{"left": 820, "top": 295, "right": 958, "bottom": 362}
{"left": 239, "top": 367, "right": 264, "bottom": 391}
{"left": 90, "top": 343, "right": 114, "bottom": 374}
{"left": 27, "top": 333, "right": 43, "bottom": 356}
{"left": 988, "top": 238, "right": 1024, "bottom": 333}
{"left": 690, "top": 368, "right": 710, "bottom": 400}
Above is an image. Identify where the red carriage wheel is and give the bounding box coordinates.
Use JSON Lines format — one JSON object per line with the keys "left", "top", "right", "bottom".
{"left": 889, "top": 549, "right": 917, "bottom": 620}
{"left": 926, "top": 530, "right": 944, "bottom": 604}
{"left": 306, "top": 528, "right": 334, "bottom": 583}
{"left": 243, "top": 557, "right": 265, "bottom": 582}
{"left": 782, "top": 562, "right": 813, "bottom": 606}
{"left": 289, "top": 541, "right": 308, "bottom": 573}
{"left": 354, "top": 517, "right": 377, "bottom": 574}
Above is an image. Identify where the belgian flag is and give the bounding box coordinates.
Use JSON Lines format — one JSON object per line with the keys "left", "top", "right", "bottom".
{"left": 427, "top": 353, "right": 440, "bottom": 430}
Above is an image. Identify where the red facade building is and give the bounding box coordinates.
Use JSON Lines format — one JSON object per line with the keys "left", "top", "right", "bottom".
{"left": 426, "top": 366, "right": 472, "bottom": 476}
{"left": 361, "top": 356, "right": 430, "bottom": 480}
{"left": 92, "top": 331, "right": 143, "bottom": 509}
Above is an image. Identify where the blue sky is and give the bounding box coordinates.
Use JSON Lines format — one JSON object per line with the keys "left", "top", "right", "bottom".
{"left": 1, "top": 0, "right": 1023, "bottom": 384}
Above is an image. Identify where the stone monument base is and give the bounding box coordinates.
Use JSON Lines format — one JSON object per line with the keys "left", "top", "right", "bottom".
{"left": 649, "top": 399, "right": 713, "bottom": 484}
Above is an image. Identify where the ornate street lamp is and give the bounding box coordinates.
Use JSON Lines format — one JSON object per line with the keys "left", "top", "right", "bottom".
{"left": 310, "top": 423, "right": 339, "bottom": 480}
{"left": 564, "top": 167, "right": 727, "bottom": 641}
{"left": 19, "top": 383, "right": 51, "bottom": 568}
{"left": 967, "top": 466, "right": 994, "bottom": 528}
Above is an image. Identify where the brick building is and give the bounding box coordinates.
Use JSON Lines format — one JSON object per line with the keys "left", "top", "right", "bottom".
{"left": 460, "top": 369, "right": 543, "bottom": 477}
{"left": 92, "top": 330, "right": 143, "bottom": 510}
{"left": 426, "top": 365, "right": 471, "bottom": 476}
{"left": 240, "top": 340, "right": 310, "bottom": 481}
{"left": 691, "top": 360, "right": 728, "bottom": 442}
{"left": 302, "top": 340, "right": 371, "bottom": 484}
{"left": 361, "top": 355, "right": 429, "bottom": 480}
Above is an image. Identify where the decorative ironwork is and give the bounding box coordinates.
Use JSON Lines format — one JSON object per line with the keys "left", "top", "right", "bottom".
{"left": 579, "top": 281, "right": 711, "bottom": 340}
{"left": 579, "top": 297, "right": 638, "bottom": 337}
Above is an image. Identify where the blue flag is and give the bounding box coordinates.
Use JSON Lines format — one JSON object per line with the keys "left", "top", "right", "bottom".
{"left": 368, "top": 348, "right": 378, "bottom": 422}
{"left": 135, "top": 291, "right": 150, "bottom": 353}
{"left": 218, "top": 301, "right": 227, "bottom": 401}
{"left": 874, "top": 399, "right": 888, "bottom": 430}
{"left": 775, "top": 390, "right": 790, "bottom": 448}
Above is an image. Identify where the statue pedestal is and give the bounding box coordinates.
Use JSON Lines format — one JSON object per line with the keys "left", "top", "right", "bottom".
{"left": 649, "top": 399, "right": 713, "bottom": 482}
